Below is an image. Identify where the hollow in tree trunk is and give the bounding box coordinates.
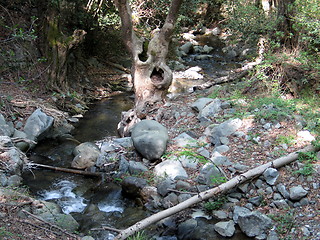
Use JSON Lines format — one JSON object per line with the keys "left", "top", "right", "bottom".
{"left": 114, "top": 0, "right": 183, "bottom": 135}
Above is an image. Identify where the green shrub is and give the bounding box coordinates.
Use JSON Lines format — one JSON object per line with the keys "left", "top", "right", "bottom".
{"left": 204, "top": 196, "right": 227, "bottom": 211}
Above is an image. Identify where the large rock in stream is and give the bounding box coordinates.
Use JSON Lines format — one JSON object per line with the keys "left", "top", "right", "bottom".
{"left": 131, "top": 120, "right": 169, "bottom": 161}
{"left": 71, "top": 142, "right": 100, "bottom": 169}
{"left": 24, "top": 108, "right": 54, "bottom": 142}
{"left": 0, "top": 113, "right": 15, "bottom": 136}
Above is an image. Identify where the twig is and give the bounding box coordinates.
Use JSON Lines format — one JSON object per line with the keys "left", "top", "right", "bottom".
{"left": 21, "top": 209, "right": 80, "bottom": 239}
{"left": 28, "top": 163, "right": 103, "bottom": 177}
{"left": 18, "top": 219, "right": 63, "bottom": 237}
{"left": 1, "top": 201, "right": 33, "bottom": 207}
{"left": 91, "top": 226, "right": 122, "bottom": 233}
{"left": 11, "top": 137, "right": 37, "bottom": 145}
{"left": 167, "top": 188, "right": 197, "bottom": 195}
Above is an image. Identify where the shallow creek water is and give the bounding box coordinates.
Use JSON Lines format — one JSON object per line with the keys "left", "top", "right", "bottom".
{"left": 23, "top": 71, "right": 250, "bottom": 239}
{"left": 22, "top": 93, "right": 148, "bottom": 239}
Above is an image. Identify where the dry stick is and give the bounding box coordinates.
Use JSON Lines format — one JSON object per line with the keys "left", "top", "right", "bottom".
{"left": 29, "top": 163, "right": 103, "bottom": 177}
{"left": 91, "top": 226, "right": 122, "bottom": 233}
{"left": 18, "top": 219, "right": 64, "bottom": 237}
{"left": 167, "top": 188, "right": 197, "bottom": 195}
{"left": 114, "top": 144, "right": 317, "bottom": 240}
{"left": 21, "top": 210, "right": 80, "bottom": 239}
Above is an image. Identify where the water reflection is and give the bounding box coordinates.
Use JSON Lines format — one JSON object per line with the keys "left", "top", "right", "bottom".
{"left": 72, "top": 93, "right": 133, "bottom": 142}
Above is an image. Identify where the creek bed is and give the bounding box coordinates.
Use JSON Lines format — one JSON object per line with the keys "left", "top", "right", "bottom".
{"left": 23, "top": 79, "right": 250, "bottom": 239}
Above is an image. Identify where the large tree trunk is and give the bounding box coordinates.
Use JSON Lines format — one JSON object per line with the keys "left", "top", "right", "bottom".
{"left": 273, "top": 0, "right": 297, "bottom": 48}
{"left": 114, "top": 0, "right": 183, "bottom": 135}
{"left": 45, "top": 6, "right": 86, "bottom": 93}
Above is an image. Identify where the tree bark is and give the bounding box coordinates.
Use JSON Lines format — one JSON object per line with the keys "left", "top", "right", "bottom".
{"left": 114, "top": 0, "right": 183, "bottom": 135}
{"left": 113, "top": 144, "right": 318, "bottom": 240}
{"left": 273, "top": 0, "right": 297, "bottom": 48}
{"left": 45, "top": 8, "right": 86, "bottom": 92}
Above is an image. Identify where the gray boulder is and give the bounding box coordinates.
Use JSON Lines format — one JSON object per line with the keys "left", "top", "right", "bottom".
{"left": 0, "top": 114, "right": 14, "bottom": 136}
{"left": 154, "top": 160, "right": 188, "bottom": 180}
{"left": 263, "top": 168, "right": 279, "bottom": 185}
{"left": 198, "top": 99, "right": 222, "bottom": 119}
{"left": 205, "top": 118, "right": 242, "bottom": 145}
{"left": 122, "top": 176, "right": 148, "bottom": 198}
{"left": 0, "top": 173, "right": 8, "bottom": 186}
{"left": 197, "top": 163, "right": 225, "bottom": 185}
{"left": 5, "top": 148, "right": 25, "bottom": 175}
{"left": 179, "top": 42, "right": 193, "bottom": 54}
{"left": 113, "top": 137, "right": 133, "bottom": 148}
{"left": 71, "top": 142, "right": 100, "bottom": 169}
{"left": 233, "top": 206, "right": 251, "bottom": 224}
{"left": 289, "top": 185, "right": 308, "bottom": 201}
{"left": 173, "top": 132, "right": 197, "bottom": 148}
{"left": 211, "top": 152, "right": 232, "bottom": 166}
{"left": 177, "top": 155, "right": 198, "bottom": 169}
{"left": 191, "top": 98, "right": 214, "bottom": 113}
{"left": 24, "top": 108, "right": 54, "bottom": 141}
{"left": 203, "top": 45, "right": 214, "bottom": 53}
{"left": 0, "top": 136, "right": 24, "bottom": 175}
{"left": 0, "top": 136, "right": 13, "bottom": 148}
{"left": 162, "top": 193, "right": 179, "bottom": 208}
{"left": 34, "top": 201, "right": 79, "bottom": 232}
{"left": 212, "top": 210, "right": 228, "bottom": 220}
{"left": 157, "top": 178, "right": 176, "bottom": 196}
{"left": 237, "top": 211, "right": 273, "bottom": 238}
{"left": 213, "top": 220, "right": 235, "bottom": 237}
{"left": 131, "top": 120, "right": 168, "bottom": 160}
{"left": 177, "top": 219, "right": 198, "bottom": 240}
{"left": 12, "top": 129, "right": 29, "bottom": 151}
{"left": 7, "top": 175, "right": 23, "bottom": 187}
{"left": 128, "top": 161, "right": 148, "bottom": 174}
{"left": 276, "top": 183, "right": 290, "bottom": 199}
{"left": 205, "top": 118, "right": 242, "bottom": 137}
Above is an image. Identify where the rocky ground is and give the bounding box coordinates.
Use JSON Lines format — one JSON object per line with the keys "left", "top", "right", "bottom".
{"left": 153, "top": 90, "right": 320, "bottom": 240}
{"left": 1, "top": 63, "right": 320, "bottom": 240}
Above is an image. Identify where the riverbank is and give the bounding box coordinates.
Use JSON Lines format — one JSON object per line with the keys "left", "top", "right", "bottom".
{"left": 1, "top": 70, "right": 320, "bottom": 239}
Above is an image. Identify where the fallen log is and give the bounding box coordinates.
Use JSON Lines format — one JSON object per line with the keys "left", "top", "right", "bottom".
{"left": 114, "top": 144, "right": 318, "bottom": 240}
{"left": 195, "top": 70, "right": 249, "bottom": 90}
{"left": 28, "top": 163, "right": 103, "bottom": 177}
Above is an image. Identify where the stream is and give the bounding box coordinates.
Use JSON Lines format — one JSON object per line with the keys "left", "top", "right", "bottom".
{"left": 22, "top": 93, "right": 148, "bottom": 240}
{"left": 22, "top": 52, "right": 251, "bottom": 239}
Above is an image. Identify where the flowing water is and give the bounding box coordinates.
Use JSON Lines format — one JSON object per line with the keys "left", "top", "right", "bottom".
{"left": 72, "top": 93, "right": 134, "bottom": 142}
{"left": 23, "top": 57, "right": 251, "bottom": 239}
{"left": 22, "top": 93, "right": 146, "bottom": 240}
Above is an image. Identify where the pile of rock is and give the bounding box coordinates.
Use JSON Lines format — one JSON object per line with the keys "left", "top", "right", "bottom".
{"left": 1, "top": 92, "right": 319, "bottom": 239}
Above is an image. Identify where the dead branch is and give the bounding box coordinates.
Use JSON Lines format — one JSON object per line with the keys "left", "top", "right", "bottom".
{"left": 103, "top": 60, "right": 130, "bottom": 73}
{"left": 195, "top": 37, "right": 267, "bottom": 90}
{"left": 28, "top": 163, "right": 103, "bottom": 177}
{"left": 195, "top": 70, "right": 249, "bottom": 90}
{"left": 11, "top": 137, "right": 37, "bottom": 145}
{"left": 18, "top": 219, "right": 64, "bottom": 237}
{"left": 114, "top": 144, "right": 318, "bottom": 240}
{"left": 0, "top": 201, "right": 33, "bottom": 207}
{"left": 167, "top": 188, "right": 197, "bottom": 195}
{"left": 21, "top": 210, "right": 80, "bottom": 239}
{"left": 91, "top": 226, "right": 122, "bottom": 233}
